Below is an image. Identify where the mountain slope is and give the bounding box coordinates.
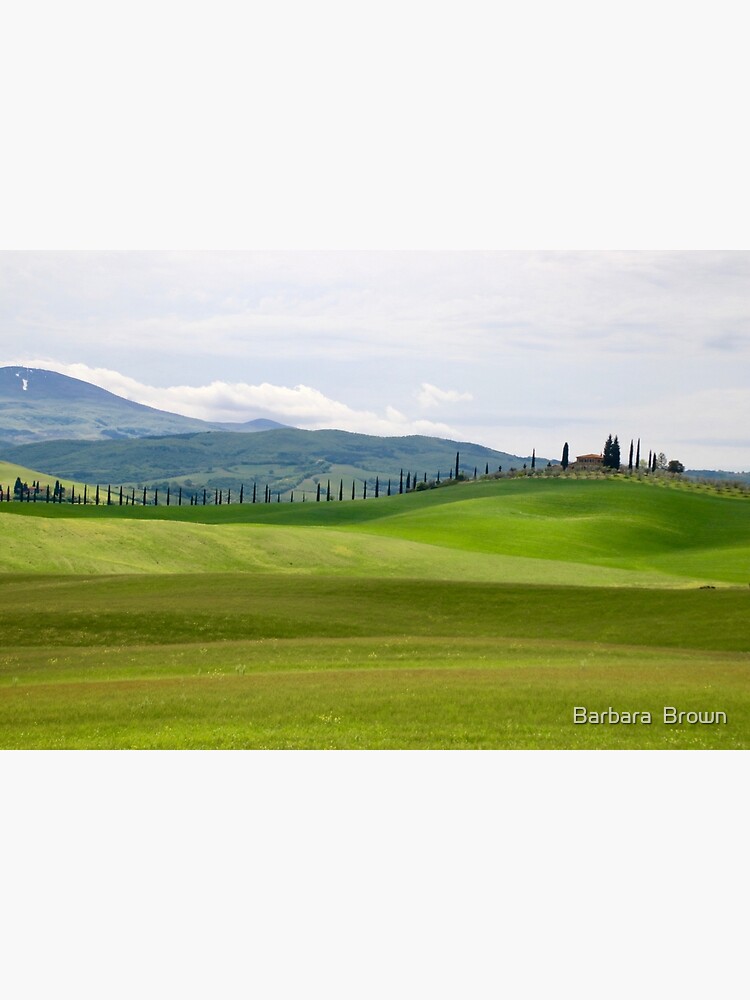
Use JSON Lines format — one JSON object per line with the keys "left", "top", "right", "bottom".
{"left": 3, "top": 426, "right": 532, "bottom": 495}
{"left": 0, "top": 366, "right": 288, "bottom": 443}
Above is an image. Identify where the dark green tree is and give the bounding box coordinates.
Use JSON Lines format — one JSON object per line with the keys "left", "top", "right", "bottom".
{"left": 455, "top": 452, "right": 460, "bottom": 479}
{"left": 561, "top": 443, "right": 569, "bottom": 470}
{"left": 531, "top": 449, "right": 536, "bottom": 470}
{"left": 628, "top": 440, "right": 634, "bottom": 472}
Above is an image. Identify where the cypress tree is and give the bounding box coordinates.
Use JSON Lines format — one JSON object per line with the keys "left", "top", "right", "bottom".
{"left": 277, "top": 492, "right": 280, "bottom": 502}
{"left": 612, "top": 436, "right": 621, "bottom": 470}
{"left": 339, "top": 480, "right": 343, "bottom": 501}
{"left": 531, "top": 449, "right": 536, "bottom": 470}
{"left": 203, "top": 488, "right": 207, "bottom": 505}
{"left": 291, "top": 491, "right": 294, "bottom": 502}
{"left": 227, "top": 489, "right": 231, "bottom": 505}
{"left": 252, "top": 483, "right": 257, "bottom": 504}
{"left": 154, "top": 489, "right": 159, "bottom": 506}
{"left": 96, "top": 485, "right": 100, "bottom": 506}
{"left": 628, "top": 440, "right": 634, "bottom": 472}
{"left": 143, "top": 486, "right": 147, "bottom": 506}
{"left": 119, "top": 485, "right": 124, "bottom": 505}
{"left": 455, "top": 452, "right": 460, "bottom": 479}
{"left": 375, "top": 476, "right": 379, "bottom": 498}
{"left": 178, "top": 487, "right": 182, "bottom": 506}
{"left": 652, "top": 452, "right": 657, "bottom": 472}
{"left": 648, "top": 450, "right": 652, "bottom": 473}
{"left": 387, "top": 479, "right": 391, "bottom": 496}
{"left": 561, "top": 442, "right": 569, "bottom": 470}
{"left": 239, "top": 484, "right": 244, "bottom": 504}
{"left": 363, "top": 480, "right": 367, "bottom": 499}
{"left": 437, "top": 471, "right": 440, "bottom": 483}
{"left": 327, "top": 479, "right": 331, "bottom": 501}
{"left": 83, "top": 485, "right": 87, "bottom": 505}
{"left": 603, "top": 435, "right": 613, "bottom": 468}
{"left": 474, "top": 467, "right": 477, "bottom": 479}
{"left": 166, "top": 486, "right": 171, "bottom": 506}
{"left": 352, "top": 480, "right": 356, "bottom": 500}
{"left": 406, "top": 472, "right": 411, "bottom": 490}
{"left": 399, "top": 469, "right": 403, "bottom": 494}
{"left": 46, "top": 484, "right": 51, "bottom": 502}
{"left": 485, "top": 462, "right": 489, "bottom": 475}
{"left": 635, "top": 438, "right": 641, "bottom": 470}
{"left": 316, "top": 482, "right": 321, "bottom": 502}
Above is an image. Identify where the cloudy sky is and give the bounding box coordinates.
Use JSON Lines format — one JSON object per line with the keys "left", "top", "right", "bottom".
{"left": 1, "top": 250, "right": 748, "bottom": 470}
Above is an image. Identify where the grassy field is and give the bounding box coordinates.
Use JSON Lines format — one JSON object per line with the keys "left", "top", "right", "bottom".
{"left": 1, "top": 475, "right": 748, "bottom": 749}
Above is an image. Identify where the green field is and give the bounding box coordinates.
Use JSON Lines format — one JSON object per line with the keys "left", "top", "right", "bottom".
{"left": 1, "top": 475, "right": 748, "bottom": 748}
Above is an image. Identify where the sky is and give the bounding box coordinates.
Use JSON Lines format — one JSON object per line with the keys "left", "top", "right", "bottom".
{"left": 1, "top": 250, "right": 749, "bottom": 470}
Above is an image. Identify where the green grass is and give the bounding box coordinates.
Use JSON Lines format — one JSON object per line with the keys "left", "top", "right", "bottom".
{"left": 1, "top": 476, "right": 748, "bottom": 749}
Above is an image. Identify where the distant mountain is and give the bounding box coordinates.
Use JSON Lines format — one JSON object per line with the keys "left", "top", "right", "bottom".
{"left": 0, "top": 366, "right": 289, "bottom": 444}
{"left": 4, "top": 427, "right": 541, "bottom": 496}
{"left": 685, "top": 469, "right": 750, "bottom": 483}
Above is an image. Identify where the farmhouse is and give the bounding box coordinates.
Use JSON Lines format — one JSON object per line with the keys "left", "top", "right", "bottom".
{"left": 571, "top": 453, "right": 603, "bottom": 471}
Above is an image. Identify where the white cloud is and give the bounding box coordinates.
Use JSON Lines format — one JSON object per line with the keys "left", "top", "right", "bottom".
{"left": 416, "top": 383, "right": 473, "bottom": 409}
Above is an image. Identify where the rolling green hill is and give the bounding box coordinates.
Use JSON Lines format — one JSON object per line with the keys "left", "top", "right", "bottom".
{"left": 3, "top": 476, "right": 749, "bottom": 585}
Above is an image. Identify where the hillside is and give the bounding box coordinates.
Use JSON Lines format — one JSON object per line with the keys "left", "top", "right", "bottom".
{"left": 2, "top": 475, "right": 748, "bottom": 750}
{"left": 4, "top": 476, "right": 750, "bottom": 586}
{"left": 3, "top": 426, "right": 535, "bottom": 495}
{"left": 0, "top": 366, "right": 287, "bottom": 443}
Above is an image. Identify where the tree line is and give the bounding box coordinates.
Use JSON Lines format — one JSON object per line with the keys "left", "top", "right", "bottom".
{"left": 1, "top": 453, "right": 508, "bottom": 505}
{"left": 1, "top": 440, "right": 690, "bottom": 507}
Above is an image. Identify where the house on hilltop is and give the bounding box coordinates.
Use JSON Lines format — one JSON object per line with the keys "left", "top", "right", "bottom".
{"left": 571, "top": 453, "right": 603, "bottom": 471}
